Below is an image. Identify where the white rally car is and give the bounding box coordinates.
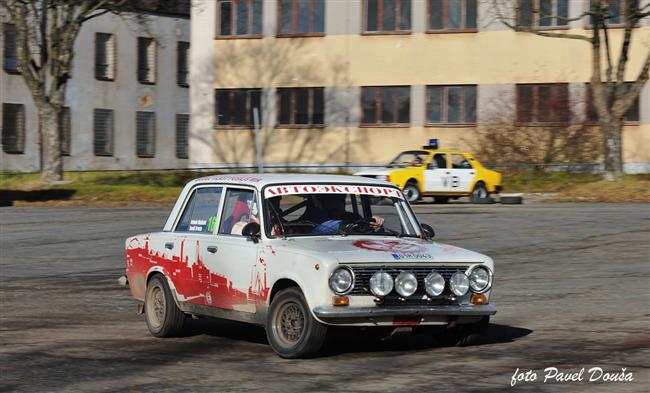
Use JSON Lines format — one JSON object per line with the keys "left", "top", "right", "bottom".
{"left": 125, "top": 174, "right": 496, "bottom": 358}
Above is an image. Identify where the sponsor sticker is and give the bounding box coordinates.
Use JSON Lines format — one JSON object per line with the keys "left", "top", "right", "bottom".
{"left": 391, "top": 252, "right": 433, "bottom": 260}
{"left": 264, "top": 184, "right": 404, "bottom": 200}
{"left": 353, "top": 239, "right": 427, "bottom": 253}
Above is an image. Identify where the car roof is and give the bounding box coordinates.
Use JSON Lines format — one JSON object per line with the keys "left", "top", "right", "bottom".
{"left": 405, "top": 149, "right": 472, "bottom": 154}
{"left": 190, "top": 173, "right": 395, "bottom": 189}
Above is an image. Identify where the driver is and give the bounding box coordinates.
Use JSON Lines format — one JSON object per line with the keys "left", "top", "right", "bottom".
{"left": 300, "top": 194, "right": 384, "bottom": 234}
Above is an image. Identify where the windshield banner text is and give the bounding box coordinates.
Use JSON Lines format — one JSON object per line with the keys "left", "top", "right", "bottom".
{"left": 264, "top": 184, "right": 404, "bottom": 200}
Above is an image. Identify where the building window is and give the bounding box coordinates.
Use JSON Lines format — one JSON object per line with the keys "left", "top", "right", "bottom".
{"left": 3, "top": 24, "right": 19, "bottom": 73}
{"left": 59, "top": 107, "right": 71, "bottom": 156}
{"left": 518, "top": 0, "right": 568, "bottom": 28}
{"left": 217, "top": 0, "right": 263, "bottom": 37}
{"left": 176, "top": 114, "right": 190, "bottom": 159}
{"left": 95, "top": 33, "right": 115, "bottom": 81}
{"left": 516, "top": 84, "right": 570, "bottom": 125}
{"left": 2, "top": 103, "right": 25, "bottom": 154}
{"left": 586, "top": 83, "right": 640, "bottom": 123}
{"left": 278, "top": 0, "right": 325, "bottom": 36}
{"left": 93, "top": 109, "right": 114, "bottom": 156}
{"left": 215, "top": 89, "right": 262, "bottom": 127}
{"left": 426, "top": 85, "right": 477, "bottom": 125}
{"left": 137, "top": 38, "right": 156, "bottom": 84}
{"left": 277, "top": 87, "right": 324, "bottom": 127}
{"left": 589, "top": 0, "right": 639, "bottom": 26}
{"left": 428, "top": 0, "right": 477, "bottom": 31}
{"left": 177, "top": 41, "right": 189, "bottom": 87}
{"left": 364, "top": 0, "right": 412, "bottom": 33}
{"left": 361, "top": 86, "right": 410, "bottom": 126}
{"left": 136, "top": 111, "right": 156, "bottom": 158}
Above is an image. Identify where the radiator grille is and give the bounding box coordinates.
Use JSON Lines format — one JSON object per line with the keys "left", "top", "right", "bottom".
{"left": 349, "top": 265, "right": 468, "bottom": 296}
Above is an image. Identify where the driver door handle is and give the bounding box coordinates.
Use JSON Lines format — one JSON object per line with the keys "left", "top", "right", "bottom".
{"left": 207, "top": 246, "right": 218, "bottom": 254}
{"left": 165, "top": 242, "right": 174, "bottom": 250}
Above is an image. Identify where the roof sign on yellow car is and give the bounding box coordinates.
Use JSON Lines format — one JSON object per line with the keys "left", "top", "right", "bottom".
{"left": 423, "top": 138, "right": 439, "bottom": 150}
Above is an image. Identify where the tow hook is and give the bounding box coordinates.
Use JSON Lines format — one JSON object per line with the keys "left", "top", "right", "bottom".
{"left": 447, "top": 317, "right": 457, "bottom": 329}
{"left": 137, "top": 303, "right": 144, "bottom": 314}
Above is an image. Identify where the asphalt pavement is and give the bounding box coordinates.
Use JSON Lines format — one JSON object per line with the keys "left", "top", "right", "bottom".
{"left": 1, "top": 203, "right": 649, "bottom": 392}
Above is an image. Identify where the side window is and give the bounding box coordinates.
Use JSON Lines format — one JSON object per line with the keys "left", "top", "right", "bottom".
{"left": 219, "top": 189, "right": 260, "bottom": 236}
{"left": 451, "top": 154, "right": 472, "bottom": 169}
{"left": 176, "top": 187, "right": 224, "bottom": 233}
{"left": 429, "top": 153, "right": 447, "bottom": 169}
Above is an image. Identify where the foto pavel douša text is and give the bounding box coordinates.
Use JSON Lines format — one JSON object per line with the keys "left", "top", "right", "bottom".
{"left": 510, "top": 367, "right": 634, "bottom": 387}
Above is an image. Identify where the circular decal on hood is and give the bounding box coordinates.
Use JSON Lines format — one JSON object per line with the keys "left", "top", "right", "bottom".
{"left": 352, "top": 239, "right": 427, "bottom": 253}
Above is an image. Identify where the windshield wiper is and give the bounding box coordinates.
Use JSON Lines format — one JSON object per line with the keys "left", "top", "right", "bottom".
{"left": 380, "top": 226, "right": 404, "bottom": 238}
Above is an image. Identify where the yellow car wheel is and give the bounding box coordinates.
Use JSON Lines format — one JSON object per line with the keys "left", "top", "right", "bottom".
{"left": 403, "top": 182, "right": 420, "bottom": 203}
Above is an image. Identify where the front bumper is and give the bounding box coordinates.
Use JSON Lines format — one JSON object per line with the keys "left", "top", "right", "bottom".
{"left": 313, "top": 304, "right": 496, "bottom": 325}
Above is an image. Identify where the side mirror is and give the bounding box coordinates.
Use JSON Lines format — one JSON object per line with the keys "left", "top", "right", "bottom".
{"left": 427, "top": 162, "right": 437, "bottom": 170}
{"left": 421, "top": 224, "right": 435, "bottom": 240}
{"left": 242, "top": 222, "right": 261, "bottom": 243}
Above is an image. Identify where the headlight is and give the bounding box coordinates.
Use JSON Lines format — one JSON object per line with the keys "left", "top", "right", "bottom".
{"left": 449, "top": 272, "right": 469, "bottom": 296}
{"left": 424, "top": 271, "right": 445, "bottom": 297}
{"left": 376, "top": 175, "right": 387, "bottom": 181}
{"left": 370, "top": 271, "right": 393, "bottom": 297}
{"left": 394, "top": 271, "right": 418, "bottom": 297}
{"left": 469, "top": 266, "right": 491, "bottom": 293}
{"left": 329, "top": 267, "right": 354, "bottom": 295}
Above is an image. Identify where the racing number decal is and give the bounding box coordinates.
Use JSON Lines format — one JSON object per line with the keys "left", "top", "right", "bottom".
{"left": 442, "top": 176, "right": 460, "bottom": 188}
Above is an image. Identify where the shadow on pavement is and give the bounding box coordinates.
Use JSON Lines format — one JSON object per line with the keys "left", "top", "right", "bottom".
{"left": 176, "top": 318, "right": 532, "bottom": 357}
{"left": 0, "top": 189, "right": 76, "bottom": 206}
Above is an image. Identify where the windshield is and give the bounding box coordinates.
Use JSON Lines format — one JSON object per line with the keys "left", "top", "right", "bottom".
{"left": 263, "top": 184, "right": 421, "bottom": 238}
{"left": 388, "top": 151, "right": 429, "bottom": 168}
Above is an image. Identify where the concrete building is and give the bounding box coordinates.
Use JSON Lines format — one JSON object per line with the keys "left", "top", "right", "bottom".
{"left": 190, "top": 0, "right": 650, "bottom": 173}
{"left": 1, "top": 6, "right": 190, "bottom": 172}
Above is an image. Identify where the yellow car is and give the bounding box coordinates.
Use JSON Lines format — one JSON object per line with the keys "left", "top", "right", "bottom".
{"left": 355, "top": 142, "right": 502, "bottom": 204}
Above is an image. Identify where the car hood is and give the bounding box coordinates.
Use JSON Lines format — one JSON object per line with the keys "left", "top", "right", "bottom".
{"left": 272, "top": 236, "right": 488, "bottom": 264}
{"left": 354, "top": 168, "right": 395, "bottom": 176}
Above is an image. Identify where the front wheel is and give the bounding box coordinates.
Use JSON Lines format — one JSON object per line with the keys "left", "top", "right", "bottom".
{"left": 470, "top": 182, "right": 489, "bottom": 203}
{"left": 145, "top": 274, "right": 185, "bottom": 337}
{"left": 266, "top": 287, "right": 327, "bottom": 358}
{"left": 403, "top": 182, "right": 421, "bottom": 203}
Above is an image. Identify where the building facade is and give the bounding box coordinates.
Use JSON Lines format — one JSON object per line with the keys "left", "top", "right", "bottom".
{"left": 1, "top": 8, "right": 190, "bottom": 172}
{"left": 190, "top": 0, "right": 650, "bottom": 173}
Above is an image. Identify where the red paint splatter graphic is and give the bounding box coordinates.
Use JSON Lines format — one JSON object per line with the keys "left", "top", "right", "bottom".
{"left": 126, "top": 237, "right": 268, "bottom": 309}
{"left": 352, "top": 239, "right": 427, "bottom": 253}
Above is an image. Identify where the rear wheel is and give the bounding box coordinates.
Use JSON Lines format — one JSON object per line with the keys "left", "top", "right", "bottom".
{"left": 470, "top": 182, "right": 489, "bottom": 203}
{"left": 266, "top": 287, "right": 327, "bottom": 358}
{"left": 403, "top": 182, "right": 421, "bottom": 203}
{"left": 145, "top": 274, "right": 185, "bottom": 337}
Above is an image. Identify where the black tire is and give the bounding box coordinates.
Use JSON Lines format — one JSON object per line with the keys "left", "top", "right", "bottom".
{"left": 435, "top": 316, "right": 489, "bottom": 347}
{"left": 145, "top": 274, "right": 185, "bottom": 337}
{"left": 403, "top": 182, "right": 421, "bottom": 203}
{"left": 470, "top": 182, "right": 489, "bottom": 204}
{"left": 266, "top": 287, "right": 327, "bottom": 358}
{"left": 433, "top": 196, "right": 449, "bottom": 204}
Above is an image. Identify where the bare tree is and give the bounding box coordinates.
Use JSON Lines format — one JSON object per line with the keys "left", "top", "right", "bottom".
{"left": 490, "top": 0, "right": 650, "bottom": 179}
{"left": 1, "top": 1, "right": 137, "bottom": 182}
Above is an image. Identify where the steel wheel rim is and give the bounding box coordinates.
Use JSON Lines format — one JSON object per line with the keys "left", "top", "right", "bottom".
{"left": 404, "top": 187, "right": 418, "bottom": 202}
{"left": 273, "top": 301, "right": 305, "bottom": 347}
{"left": 147, "top": 285, "right": 165, "bottom": 329}
{"left": 473, "top": 185, "right": 487, "bottom": 199}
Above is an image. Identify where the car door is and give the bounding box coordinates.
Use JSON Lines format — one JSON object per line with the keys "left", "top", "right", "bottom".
{"left": 202, "top": 186, "right": 262, "bottom": 314}
{"left": 448, "top": 153, "right": 477, "bottom": 192}
{"left": 169, "top": 185, "right": 225, "bottom": 306}
{"left": 424, "top": 153, "right": 450, "bottom": 192}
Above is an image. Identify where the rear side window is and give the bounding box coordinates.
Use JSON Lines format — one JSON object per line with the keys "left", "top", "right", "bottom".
{"left": 176, "top": 187, "right": 223, "bottom": 233}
